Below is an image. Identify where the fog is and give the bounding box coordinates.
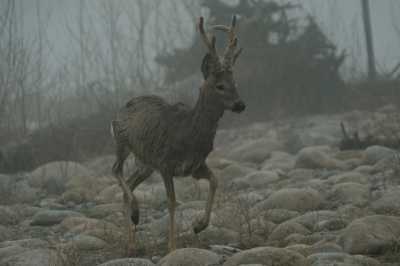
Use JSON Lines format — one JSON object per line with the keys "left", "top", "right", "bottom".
{"left": 19, "top": 0, "right": 400, "bottom": 78}
{"left": 1, "top": 1, "right": 400, "bottom": 265}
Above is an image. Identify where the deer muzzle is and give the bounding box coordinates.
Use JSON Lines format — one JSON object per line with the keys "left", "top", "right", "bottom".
{"left": 232, "top": 100, "right": 246, "bottom": 113}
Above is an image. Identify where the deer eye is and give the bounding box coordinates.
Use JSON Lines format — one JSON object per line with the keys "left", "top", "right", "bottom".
{"left": 216, "top": 85, "right": 225, "bottom": 91}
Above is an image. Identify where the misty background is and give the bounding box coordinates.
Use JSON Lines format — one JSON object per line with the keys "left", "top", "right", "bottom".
{"left": 1, "top": 0, "right": 400, "bottom": 173}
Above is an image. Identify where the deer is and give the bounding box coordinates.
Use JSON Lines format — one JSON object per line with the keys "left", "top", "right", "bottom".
{"left": 111, "top": 15, "right": 245, "bottom": 254}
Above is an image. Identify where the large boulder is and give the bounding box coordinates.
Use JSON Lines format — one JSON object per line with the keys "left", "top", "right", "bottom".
{"left": 29, "top": 161, "right": 94, "bottom": 194}
{"left": 337, "top": 215, "right": 400, "bottom": 255}
{"left": 157, "top": 248, "right": 221, "bottom": 266}
{"left": 223, "top": 246, "right": 307, "bottom": 266}
{"left": 256, "top": 188, "right": 323, "bottom": 212}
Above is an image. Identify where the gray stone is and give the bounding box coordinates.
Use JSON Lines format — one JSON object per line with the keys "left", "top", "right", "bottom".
{"left": 70, "top": 234, "right": 107, "bottom": 250}
{"left": 233, "top": 171, "right": 280, "bottom": 189}
{"left": 99, "top": 258, "right": 155, "bottom": 266}
{"left": 257, "top": 188, "right": 322, "bottom": 212}
{"left": 30, "top": 210, "right": 83, "bottom": 226}
{"left": 98, "top": 258, "right": 155, "bottom": 266}
{"left": 0, "top": 206, "right": 18, "bottom": 225}
{"left": 337, "top": 215, "right": 400, "bottom": 255}
{"left": 264, "top": 209, "right": 300, "bottom": 224}
{"left": 365, "top": 145, "right": 396, "bottom": 164}
{"left": 158, "top": 248, "right": 221, "bottom": 266}
{"left": 307, "top": 252, "right": 380, "bottom": 266}
{"left": 0, "top": 248, "right": 59, "bottom": 266}
{"left": 371, "top": 188, "right": 400, "bottom": 215}
{"left": 223, "top": 246, "right": 307, "bottom": 266}
{"left": 295, "top": 146, "right": 345, "bottom": 170}
{"left": 268, "top": 221, "right": 310, "bottom": 242}
{"left": 329, "top": 182, "right": 369, "bottom": 207}
{"left": 29, "top": 161, "right": 94, "bottom": 194}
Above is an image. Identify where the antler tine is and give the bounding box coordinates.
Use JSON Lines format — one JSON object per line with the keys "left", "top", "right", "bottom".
{"left": 198, "top": 17, "right": 217, "bottom": 56}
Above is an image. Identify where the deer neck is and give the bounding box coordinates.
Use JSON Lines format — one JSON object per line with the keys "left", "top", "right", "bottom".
{"left": 190, "top": 84, "right": 224, "bottom": 142}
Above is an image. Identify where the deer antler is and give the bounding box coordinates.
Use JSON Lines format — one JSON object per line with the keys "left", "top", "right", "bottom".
{"left": 212, "top": 15, "right": 242, "bottom": 69}
{"left": 198, "top": 17, "right": 217, "bottom": 57}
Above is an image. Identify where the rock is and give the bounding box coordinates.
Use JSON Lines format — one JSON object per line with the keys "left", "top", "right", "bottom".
{"left": 371, "top": 188, "right": 400, "bottom": 215}
{"left": 329, "top": 182, "right": 369, "bottom": 207}
{"left": 95, "top": 184, "right": 122, "bottom": 204}
{"left": 314, "top": 219, "right": 347, "bottom": 232}
{"left": 264, "top": 209, "right": 300, "bottom": 224}
{"left": 13, "top": 181, "right": 40, "bottom": 203}
{"left": 268, "top": 221, "right": 310, "bottom": 243}
{"left": 29, "top": 161, "right": 94, "bottom": 194}
{"left": 307, "top": 252, "right": 381, "bottom": 266}
{"left": 0, "top": 238, "right": 48, "bottom": 249}
{"left": 227, "top": 138, "right": 281, "bottom": 164}
{"left": 70, "top": 234, "right": 107, "bottom": 250}
{"left": 233, "top": 171, "right": 280, "bottom": 189}
{"left": 261, "top": 151, "right": 295, "bottom": 171}
{"left": 0, "top": 225, "right": 13, "bottom": 242}
{"left": 0, "top": 245, "right": 27, "bottom": 261}
{"left": 98, "top": 258, "right": 155, "bottom": 266}
{"left": 61, "top": 216, "right": 122, "bottom": 243}
{"left": 353, "top": 165, "right": 374, "bottom": 175}
{"left": 365, "top": 145, "right": 396, "bottom": 164}
{"left": 337, "top": 215, "right": 400, "bottom": 255}
{"left": 87, "top": 203, "right": 123, "bottom": 218}
{"left": 30, "top": 210, "right": 83, "bottom": 226}
{"left": 311, "top": 242, "right": 343, "bottom": 254}
{"left": 198, "top": 226, "right": 240, "bottom": 245}
{"left": 158, "top": 248, "right": 221, "bottom": 266}
{"left": 0, "top": 248, "right": 59, "bottom": 266}
{"left": 326, "top": 172, "right": 369, "bottom": 185}
{"left": 257, "top": 188, "right": 323, "bottom": 212}
{"left": 62, "top": 174, "right": 111, "bottom": 204}
{"left": 290, "top": 211, "right": 338, "bottom": 230}
{"left": 295, "top": 146, "right": 345, "bottom": 170}
{"left": 209, "top": 245, "right": 242, "bottom": 257}
{"left": 223, "top": 246, "right": 307, "bottom": 266}
{"left": 220, "top": 164, "right": 255, "bottom": 184}
{"left": 0, "top": 206, "right": 18, "bottom": 225}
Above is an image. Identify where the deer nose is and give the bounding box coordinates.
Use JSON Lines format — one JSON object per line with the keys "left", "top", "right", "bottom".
{"left": 232, "top": 100, "right": 246, "bottom": 113}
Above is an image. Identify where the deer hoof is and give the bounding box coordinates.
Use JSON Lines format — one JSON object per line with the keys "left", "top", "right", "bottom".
{"left": 193, "top": 218, "right": 209, "bottom": 234}
{"left": 131, "top": 208, "right": 139, "bottom": 225}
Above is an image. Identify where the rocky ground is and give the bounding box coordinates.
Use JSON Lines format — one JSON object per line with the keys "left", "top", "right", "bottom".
{"left": 1, "top": 106, "right": 400, "bottom": 266}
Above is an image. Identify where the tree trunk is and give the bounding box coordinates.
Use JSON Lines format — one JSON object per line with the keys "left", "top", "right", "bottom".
{"left": 361, "top": 0, "right": 377, "bottom": 80}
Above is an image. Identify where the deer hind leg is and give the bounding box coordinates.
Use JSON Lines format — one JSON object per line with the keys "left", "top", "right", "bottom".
{"left": 126, "top": 161, "right": 153, "bottom": 225}
{"left": 112, "top": 146, "right": 136, "bottom": 256}
{"left": 192, "top": 164, "right": 217, "bottom": 234}
{"left": 161, "top": 174, "right": 177, "bottom": 252}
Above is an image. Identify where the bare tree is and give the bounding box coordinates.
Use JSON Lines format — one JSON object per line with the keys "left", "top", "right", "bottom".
{"left": 361, "top": 0, "right": 377, "bottom": 80}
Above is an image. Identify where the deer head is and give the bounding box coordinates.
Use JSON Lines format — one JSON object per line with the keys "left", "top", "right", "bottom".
{"left": 198, "top": 16, "right": 245, "bottom": 113}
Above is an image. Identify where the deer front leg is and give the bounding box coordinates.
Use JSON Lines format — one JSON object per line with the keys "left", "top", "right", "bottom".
{"left": 192, "top": 164, "right": 217, "bottom": 234}
{"left": 112, "top": 157, "right": 136, "bottom": 256}
{"left": 162, "top": 174, "right": 177, "bottom": 252}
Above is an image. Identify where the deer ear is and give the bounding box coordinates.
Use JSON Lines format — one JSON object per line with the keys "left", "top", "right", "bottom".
{"left": 201, "top": 53, "right": 212, "bottom": 80}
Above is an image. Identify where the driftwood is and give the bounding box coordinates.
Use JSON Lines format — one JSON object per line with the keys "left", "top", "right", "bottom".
{"left": 339, "top": 122, "right": 400, "bottom": 150}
